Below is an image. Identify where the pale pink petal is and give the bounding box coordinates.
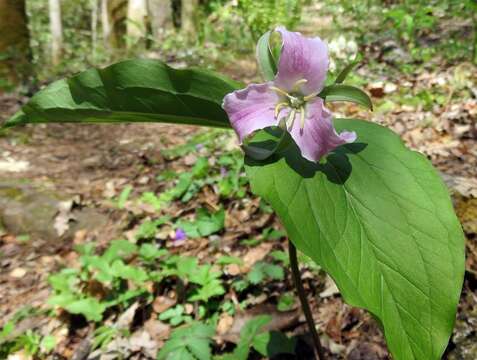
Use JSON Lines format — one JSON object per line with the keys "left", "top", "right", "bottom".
{"left": 289, "top": 98, "right": 356, "bottom": 162}
{"left": 222, "top": 83, "right": 281, "bottom": 143}
{"left": 274, "top": 27, "right": 329, "bottom": 96}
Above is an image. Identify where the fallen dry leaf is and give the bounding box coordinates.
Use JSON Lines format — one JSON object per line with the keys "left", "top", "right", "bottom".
{"left": 242, "top": 242, "right": 273, "bottom": 270}
{"left": 54, "top": 200, "right": 76, "bottom": 237}
{"left": 144, "top": 318, "right": 170, "bottom": 341}
{"left": 216, "top": 313, "right": 234, "bottom": 335}
{"left": 152, "top": 296, "right": 176, "bottom": 314}
{"left": 320, "top": 276, "right": 340, "bottom": 298}
{"left": 116, "top": 302, "right": 140, "bottom": 329}
{"left": 225, "top": 263, "right": 241, "bottom": 276}
{"left": 9, "top": 267, "right": 27, "bottom": 278}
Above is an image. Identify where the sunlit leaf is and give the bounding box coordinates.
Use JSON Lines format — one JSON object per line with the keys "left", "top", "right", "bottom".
{"left": 4, "top": 59, "right": 241, "bottom": 129}
{"left": 320, "top": 84, "right": 373, "bottom": 110}
{"left": 245, "top": 118, "right": 465, "bottom": 360}
{"left": 334, "top": 56, "right": 362, "bottom": 84}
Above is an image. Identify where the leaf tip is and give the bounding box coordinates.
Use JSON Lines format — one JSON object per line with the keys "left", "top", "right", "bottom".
{"left": 3, "top": 110, "right": 27, "bottom": 128}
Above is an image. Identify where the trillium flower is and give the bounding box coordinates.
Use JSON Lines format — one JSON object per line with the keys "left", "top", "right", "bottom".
{"left": 223, "top": 27, "right": 357, "bottom": 162}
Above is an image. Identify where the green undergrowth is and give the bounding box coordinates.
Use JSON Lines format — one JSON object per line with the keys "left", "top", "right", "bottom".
{"left": 0, "top": 129, "right": 321, "bottom": 359}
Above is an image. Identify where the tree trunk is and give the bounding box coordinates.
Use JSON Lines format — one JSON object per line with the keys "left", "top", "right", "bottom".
{"left": 147, "top": 0, "right": 173, "bottom": 40}
{"left": 101, "top": 0, "right": 127, "bottom": 49}
{"left": 48, "top": 0, "right": 63, "bottom": 66}
{"left": 91, "top": 0, "right": 98, "bottom": 57}
{"left": 127, "top": 0, "right": 148, "bottom": 47}
{"left": 0, "top": 0, "right": 31, "bottom": 89}
{"left": 101, "top": 0, "right": 112, "bottom": 47}
{"left": 181, "top": 0, "right": 198, "bottom": 39}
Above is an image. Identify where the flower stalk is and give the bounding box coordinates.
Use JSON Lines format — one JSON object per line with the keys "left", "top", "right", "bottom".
{"left": 288, "top": 240, "right": 326, "bottom": 360}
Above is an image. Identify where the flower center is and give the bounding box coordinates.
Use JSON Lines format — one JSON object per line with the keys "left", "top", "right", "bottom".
{"left": 288, "top": 94, "right": 305, "bottom": 109}
{"left": 270, "top": 79, "right": 318, "bottom": 131}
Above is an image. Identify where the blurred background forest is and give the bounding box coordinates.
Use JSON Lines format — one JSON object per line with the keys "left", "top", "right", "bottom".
{"left": 0, "top": 1, "right": 477, "bottom": 360}
{"left": 1, "top": 0, "right": 476, "bottom": 89}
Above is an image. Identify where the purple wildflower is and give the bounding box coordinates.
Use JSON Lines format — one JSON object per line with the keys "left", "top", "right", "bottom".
{"left": 220, "top": 166, "right": 228, "bottom": 177}
{"left": 222, "top": 27, "right": 356, "bottom": 162}
{"left": 174, "top": 228, "right": 187, "bottom": 242}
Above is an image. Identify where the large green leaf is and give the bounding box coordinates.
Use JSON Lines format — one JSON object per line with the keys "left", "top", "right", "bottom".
{"left": 319, "top": 84, "right": 373, "bottom": 110}
{"left": 245, "top": 119, "right": 465, "bottom": 360}
{"left": 4, "top": 59, "right": 241, "bottom": 128}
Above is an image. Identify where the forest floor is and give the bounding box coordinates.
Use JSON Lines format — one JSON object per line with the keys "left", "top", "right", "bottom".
{"left": 1, "top": 4, "right": 477, "bottom": 360}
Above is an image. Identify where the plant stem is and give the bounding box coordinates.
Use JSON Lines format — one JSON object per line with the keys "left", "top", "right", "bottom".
{"left": 288, "top": 240, "right": 326, "bottom": 360}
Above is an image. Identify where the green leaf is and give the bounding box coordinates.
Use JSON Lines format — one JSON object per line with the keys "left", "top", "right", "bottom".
{"left": 48, "top": 268, "right": 80, "bottom": 293}
{"left": 64, "top": 298, "right": 106, "bottom": 322}
{"left": 87, "top": 256, "right": 115, "bottom": 283}
{"left": 117, "top": 185, "right": 132, "bottom": 209}
{"left": 256, "top": 31, "right": 278, "bottom": 81}
{"left": 178, "top": 208, "right": 225, "bottom": 238}
{"left": 40, "top": 335, "right": 56, "bottom": 352}
{"left": 277, "top": 293, "right": 295, "bottom": 312}
{"left": 262, "top": 263, "right": 284, "bottom": 280}
{"left": 232, "top": 315, "right": 272, "bottom": 360}
{"left": 48, "top": 293, "right": 77, "bottom": 308}
{"left": 110, "top": 260, "right": 148, "bottom": 283}
{"left": 319, "top": 84, "right": 373, "bottom": 110}
{"left": 157, "top": 322, "right": 215, "bottom": 360}
{"left": 159, "top": 305, "right": 184, "bottom": 320}
{"left": 216, "top": 255, "right": 244, "bottom": 266}
{"left": 188, "top": 280, "right": 225, "bottom": 302}
{"left": 247, "top": 264, "right": 265, "bottom": 285}
{"left": 4, "top": 59, "right": 241, "bottom": 129}
{"left": 252, "top": 331, "right": 296, "bottom": 357}
{"left": 192, "top": 157, "right": 210, "bottom": 178}
{"left": 139, "top": 243, "right": 168, "bottom": 262}
{"left": 176, "top": 257, "right": 199, "bottom": 277}
{"left": 0, "top": 321, "right": 15, "bottom": 340}
{"left": 135, "top": 217, "right": 170, "bottom": 241}
{"left": 270, "top": 250, "right": 290, "bottom": 266}
{"left": 243, "top": 126, "right": 292, "bottom": 161}
{"left": 102, "top": 239, "right": 137, "bottom": 263}
{"left": 247, "top": 262, "right": 284, "bottom": 284}
{"left": 334, "top": 56, "right": 362, "bottom": 84}
{"left": 197, "top": 208, "right": 225, "bottom": 236}
{"left": 140, "top": 191, "right": 167, "bottom": 211}
{"left": 92, "top": 326, "right": 121, "bottom": 350}
{"left": 189, "top": 265, "right": 221, "bottom": 286}
{"left": 245, "top": 119, "right": 465, "bottom": 360}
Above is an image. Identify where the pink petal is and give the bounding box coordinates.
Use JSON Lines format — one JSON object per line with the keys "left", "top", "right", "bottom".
{"left": 275, "top": 27, "right": 329, "bottom": 96}
{"left": 289, "top": 98, "right": 356, "bottom": 162}
{"left": 222, "top": 83, "right": 280, "bottom": 143}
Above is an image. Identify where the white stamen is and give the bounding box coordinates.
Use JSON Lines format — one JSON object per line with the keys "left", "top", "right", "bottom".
{"left": 287, "top": 109, "right": 296, "bottom": 130}
{"left": 292, "top": 79, "right": 308, "bottom": 92}
{"left": 274, "top": 102, "right": 288, "bottom": 118}
{"left": 304, "top": 92, "right": 319, "bottom": 101}
{"left": 299, "top": 107, "right": 306, "bottom": 129}
{"left": 270, "top": 86, "right": 289, "bottom": 97}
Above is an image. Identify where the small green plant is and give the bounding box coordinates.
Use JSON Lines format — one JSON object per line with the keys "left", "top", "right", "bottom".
{"left": 158, "top": 305, "right": 193, "bottom": 326}
{"left": 0, "top": 307, "right": 55, "bottom": 358}
{"left": 176, "top": 208, "right": 225, "bottom": 238}
{"left": 157, "top": 322, "right": 215, "bottom": 360}
{"left": 247, "top": 261, "right": 284, "bottom": 285}
{"left": 92, "top": 325, "right": 129, "bottom": 351}
{"left": 47, "top": 240, "right": 154, "bottom": 322}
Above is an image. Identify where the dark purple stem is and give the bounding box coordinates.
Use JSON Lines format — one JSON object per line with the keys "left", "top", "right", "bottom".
{"left": 288, "top": 240, "right": 326, "bottom": 360}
